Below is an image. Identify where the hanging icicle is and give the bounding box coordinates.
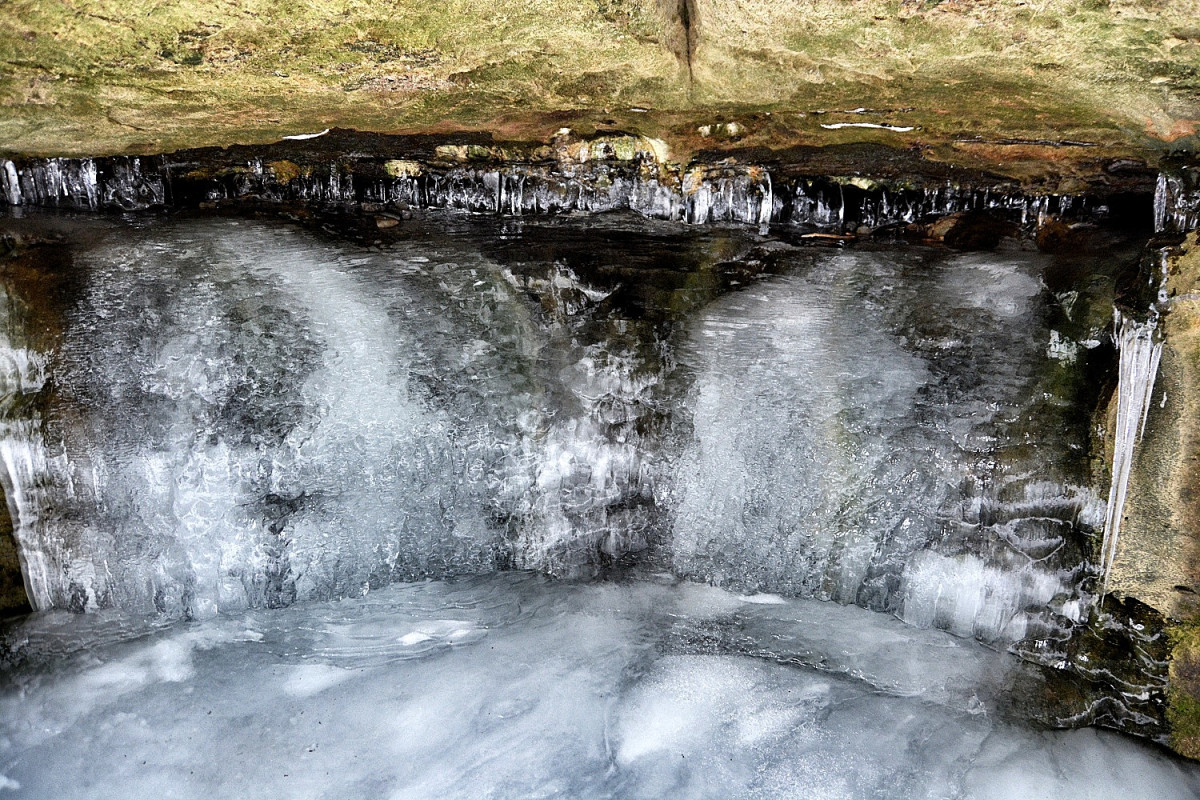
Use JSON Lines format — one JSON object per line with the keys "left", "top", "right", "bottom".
{"left": 1099, "top": 309, "right": 1164, "bottom": 594}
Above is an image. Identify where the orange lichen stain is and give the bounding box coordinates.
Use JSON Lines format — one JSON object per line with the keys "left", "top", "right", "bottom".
{"left": 1165, "top": 119, "right": 1199, "bottom": 141}
{"left": 1144, "top": 116, "right": 1199, "bottom": 141}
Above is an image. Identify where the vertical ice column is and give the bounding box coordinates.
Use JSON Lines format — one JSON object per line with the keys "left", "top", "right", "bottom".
{"left": 0, "top": 289, "right": 56, "bottom": 610}
{"left": 1, "top": 161, "right": 20, "bottom": 206}
{"left": 1155, "top": 173, "right": 1169, "bottom": 234}
{"left": 1155, "top": 170, "right": 1200, "bottom": 235}
{"left": 1099, "top": 310, "right": 1163, "bottom": 593}
{"left": 758, "top": 172, "right": 773, "bottom": 235}
{"left": 0, "top": 423, "right": 54, "bottom": 610}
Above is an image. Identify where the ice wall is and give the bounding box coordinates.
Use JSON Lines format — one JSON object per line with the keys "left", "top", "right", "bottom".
{"left": 670, "top": 250, "right": 1102, "bottom": 642}
{"left": 0, "top": 215, "right": 1115, "bottom": 656}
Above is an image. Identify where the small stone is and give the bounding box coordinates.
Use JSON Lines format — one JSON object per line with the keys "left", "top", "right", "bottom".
{"left": 384, "top": 159, "right": 423, "bottom": 178}
{"left": 375, "top": 216, "right": 399, "bottom": 229}
{"left": 911, "top": 211, "right": 1016, "bottom": 250}
{"left": 1036, "top": 217, "right": 1098, "bottom": 253}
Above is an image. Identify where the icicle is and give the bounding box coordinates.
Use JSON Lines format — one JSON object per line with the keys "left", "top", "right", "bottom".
{"left": 0, "top": 283, "right": 58, "bottom": 610}
{"left": 2, "top": 161, "right": 20, "bottom": 205}
{"left": 0, "top": 426, "right": 55, "bottom": 609}
{"left": 758, "top": 172, "right": 772, "bottom": 235}
{"left": 1154, "top": 174, "right": 1168, "bottom": 234}
{"left": 1099, "top": 310, "right": 1163, "bottom": 594}
{"left": 1156, "top": 249, "right": 1171, "bottom": 306}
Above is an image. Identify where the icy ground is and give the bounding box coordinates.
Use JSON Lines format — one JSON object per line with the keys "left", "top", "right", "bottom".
{"left": 1, "top": 573, "right": 1197, "bottom": 799}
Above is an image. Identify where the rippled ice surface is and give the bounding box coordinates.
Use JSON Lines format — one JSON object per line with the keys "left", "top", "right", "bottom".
{"left": 0, "top": 573, "right": 1196, "bottom": 800}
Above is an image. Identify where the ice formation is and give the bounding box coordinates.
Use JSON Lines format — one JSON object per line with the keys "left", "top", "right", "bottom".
{"left": 1, "top": 576, "right": 1198, "bottom": 799}
{"left": 0, "top": 211, "right": 1194, "bottom": 796}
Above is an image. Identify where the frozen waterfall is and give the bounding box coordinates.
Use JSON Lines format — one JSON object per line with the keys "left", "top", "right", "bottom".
{"left": 0, "top": 213, "right": 1120, "bottom": 650}
{"left": 0, "top": 209, "right": 1194, "bottom": 797}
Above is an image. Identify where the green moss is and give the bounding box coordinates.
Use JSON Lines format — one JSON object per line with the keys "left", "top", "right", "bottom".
{"left": 267, "top": 160, "right": 300, "bottom": 184}
{"left": 0, "top": 0, "right": 1196, "bottom": 171}
{"left": 1169, "top": 620, "right": 1200, "bottom": 759}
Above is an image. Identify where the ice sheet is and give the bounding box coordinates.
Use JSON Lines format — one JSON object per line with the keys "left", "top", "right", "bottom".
{"left": 1, "top": 575, "right": 1196, "bottom": 799}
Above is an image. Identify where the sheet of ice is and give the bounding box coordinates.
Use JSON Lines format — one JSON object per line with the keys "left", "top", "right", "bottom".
{"left": 1, "top": 575, "right": 1196, "bottom": 799}
{"left": 670, "top": 250, "right": 1094, "bottom": 642}
{"left": 3, "top": 217, "right": 681, "bottom": 613}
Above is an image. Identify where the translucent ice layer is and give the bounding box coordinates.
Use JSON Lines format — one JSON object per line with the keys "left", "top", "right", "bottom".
{"left": 1, "top": 575, "right": 1196, "bottom": 799}
{"left": 0, "top": 216, "right": 1115, "bottom": 652}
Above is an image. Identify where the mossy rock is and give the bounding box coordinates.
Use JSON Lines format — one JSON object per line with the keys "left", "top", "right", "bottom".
{"left": 267, "top": 160, "right": 301, "bottom": 184}
{"left": 1170, "top": 621, "right": 1200, "bottom": 759}
{"left": 0, "top": 0, "right": 1198, "bottom": 179}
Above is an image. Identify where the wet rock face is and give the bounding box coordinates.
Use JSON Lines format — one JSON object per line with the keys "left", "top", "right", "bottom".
{"left": 0, "top": 500, "right": 28, "bottom": 618}
{"left": 1109, "top": 234, "right": 1200, "bottom": 618}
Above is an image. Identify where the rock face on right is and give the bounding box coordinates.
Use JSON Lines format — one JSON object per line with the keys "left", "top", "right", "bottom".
{"left": 1104, "top": 232, "right": 1200, "bottom": 757}
{"left": 1110, "top": 235, "right": 1200, "bottom": 616}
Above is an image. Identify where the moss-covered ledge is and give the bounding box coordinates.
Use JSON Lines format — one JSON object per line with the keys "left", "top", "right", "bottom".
{"left": 1, "top": 1, "right": 1197, "bottom": 184}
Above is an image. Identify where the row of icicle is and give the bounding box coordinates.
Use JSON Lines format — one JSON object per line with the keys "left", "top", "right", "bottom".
{"left": 0, "top": 154, "right": 1107, "bottom": 232}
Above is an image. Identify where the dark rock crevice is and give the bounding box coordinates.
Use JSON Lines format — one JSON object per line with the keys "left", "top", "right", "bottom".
{"left": 0, "top": 489, "right": 30, "bottom": 619}
{"left": 660, "top": 0, "right": 697, "bottom": 85}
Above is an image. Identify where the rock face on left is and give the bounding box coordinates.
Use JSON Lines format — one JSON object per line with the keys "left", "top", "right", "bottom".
{"left": 0, "top": 497, "right": 27, "bottom": 617}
